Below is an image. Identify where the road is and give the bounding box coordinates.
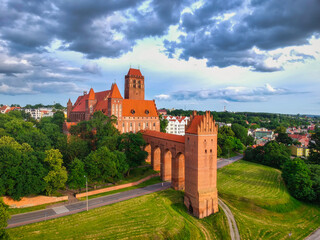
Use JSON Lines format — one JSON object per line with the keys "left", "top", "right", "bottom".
{"left": 218, "top": 198, "right": 240, "bottom": 240}
{"left": 7, "top": 154, "right": 243, "bottom": 230}
{"left": 7, "top": 182, "right": 171, "bottom": 228}
{"left": 305, "top": 228, "right": 320, "bottom": 240}
{"left": 217, "top": 154, "right": 243, "bottom": 169}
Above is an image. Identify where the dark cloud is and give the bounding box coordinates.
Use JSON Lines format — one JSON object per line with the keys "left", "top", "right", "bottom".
{"left": 155, "top": 84, "right": 302, "bottom": 102}
{"left": 81, "top": 62, "right": 101, "bottom": 75}
{"left": 166, "top": 0, "right": 320, "bottom": 71}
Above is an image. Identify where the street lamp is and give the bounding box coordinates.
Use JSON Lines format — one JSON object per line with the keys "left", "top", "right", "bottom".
{"left": 84, "top": 175, "right": 88, "bottom": 211}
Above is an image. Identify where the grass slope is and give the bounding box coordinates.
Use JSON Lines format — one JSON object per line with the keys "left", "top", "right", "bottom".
{"left": 8, "top": 190, "right": 230, "bottom": 240}
{"left": 217, "top": 160, "right": 320, "bottom": 240}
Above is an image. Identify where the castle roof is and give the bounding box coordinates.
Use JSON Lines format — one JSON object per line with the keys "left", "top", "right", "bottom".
{"left": 127, "top": 68, "right": 142, "bottom": 77}
{"left": 141, "top": 130, "right": 185, "bottom": 143}
{"left": 122, "top": 99, "right": 158, "bottom": 117}
{"left": 88, "top": 88, "right": 95, "bottom": 100}
{"left": 185, "top": 115, "right": 203, "bottom": 134}
{"left": 110, "top": 83, "right": 123, "bottom": 99}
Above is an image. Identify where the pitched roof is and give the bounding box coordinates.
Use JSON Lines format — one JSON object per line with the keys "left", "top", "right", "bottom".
{"left": 185, "top": 115, "right": 203, "bottom": 134}
{"left": 122, "top": 99, "right": 158, "bottom": 117}
{"left": 110, "top": 83, "right": 123, "bottom": 99}
{"left": 141, "top": 130, "right": 185, "bottom": 143}
{"left": 71, "top": 90, "right": 110, "bottom": 113}
{"left": 127, "top": 68, "right": 142, "bottom": 76}
{"left": 88, "top": 88, "right": 95, "bottom": 100}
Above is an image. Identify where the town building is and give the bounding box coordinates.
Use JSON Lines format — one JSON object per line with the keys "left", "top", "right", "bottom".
{"left": 66, "top": 68, "right": 160, "bottom": 133}
{"left": 288, "top": 134, "right": 309, "bottom": 147}
{"left": 164, "top": 116, "right": 190, "bottom": 135}
{"left": 158, "top": 109, "right": 167, "bottom": 115}
{"left": 0, "top": 105, "right": 21, "bottom": 114}
{"left": 290, "top": 145, "right": 309, "bottom": 157}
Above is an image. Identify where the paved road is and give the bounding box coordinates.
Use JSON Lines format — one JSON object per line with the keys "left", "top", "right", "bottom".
{"left": 7, "top": 182, "right": 171, "bottom": 228}
{"left": 305, "top": 228, "right": 320, "bottom": 240}
{"left": 218, "top": 198, "right": 240, "bottom": 240}
{"left": 7, "top": 154, "right": 243, "bottom": 229}
{"left": 217, "top": 155, "right": 243, "bottom": 169}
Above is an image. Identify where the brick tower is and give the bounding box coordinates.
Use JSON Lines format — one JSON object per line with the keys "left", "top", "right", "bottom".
{"left": 67, "top": 98, "right": 72, "bottom": 120}
{"left": 124, "top": 68, "right": 145, "bottom": 100}
{"left": 184, "top": 111, "right": 219, "bottom": 218}
{"left": 85, "top": 88, "right": 97, "bottom": 120}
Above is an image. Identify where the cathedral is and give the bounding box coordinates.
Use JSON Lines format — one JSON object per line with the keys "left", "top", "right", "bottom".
{"left": 65, "top": 68, "right": 160, "bottom": 133}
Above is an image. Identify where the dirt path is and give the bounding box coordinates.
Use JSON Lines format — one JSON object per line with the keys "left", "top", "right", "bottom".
{"left": 305, "top": 227, "right": 320, "bottom": 240}
{"left": 218, "top": 198, "right": 240, "bottom": 240}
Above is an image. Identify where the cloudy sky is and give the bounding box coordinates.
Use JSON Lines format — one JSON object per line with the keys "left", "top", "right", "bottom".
{"left": 0, "top": 0, "right": 320, "bottom": 114}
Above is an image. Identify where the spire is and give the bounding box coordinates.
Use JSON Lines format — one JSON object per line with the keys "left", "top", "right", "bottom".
{"left": 110, "top": 83, "right": 123, "bottom": 99}
{"left": 67, "top": 98, "right": 72, "bottom": 105}
{"left": 88, "top": 88, "right": 95, "bottom": 100}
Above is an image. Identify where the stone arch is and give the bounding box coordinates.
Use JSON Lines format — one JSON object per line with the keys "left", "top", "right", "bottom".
{"left": 152, "top": 146, "right": 161, "bottom": 171}
{"left": 172, "top": 152, "right": 185, "bottom": 190}
{"left": 144, "top": 144, "right": 151, "bottom": 163}
{"left": 162, "top": 149, "right": 172, "bottom": 181}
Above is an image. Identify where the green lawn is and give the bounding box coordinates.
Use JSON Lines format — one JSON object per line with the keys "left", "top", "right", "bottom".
{"left": 217, "top": 160, "right": 320, "bottom": 240}
{"left": 8, "top": 189, "right": 230, "bottom": 240}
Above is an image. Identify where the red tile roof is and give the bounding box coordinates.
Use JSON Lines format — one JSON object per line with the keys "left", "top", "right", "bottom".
{"left": 110, "top": 83, "right": 123, "bottom": 99}
{"left": 71, "top": 90, "right": 110, "bottom": 113}
{"left": 88, "top": 88, "right": 95, "bottom": 100}
{"left": 65, "top": 122, "right": 78, "bottom": 131}
{"left": 122, "top": 99, "right": 158, "bottom": 117}
{"left": 185, "top": 115, "right": 203, "bottom": 134}
{"left": 127, "top": 68, "right": 142, "bottom": 76}
{"left": 141, "top": 130, "right": 185, "bottom": 143}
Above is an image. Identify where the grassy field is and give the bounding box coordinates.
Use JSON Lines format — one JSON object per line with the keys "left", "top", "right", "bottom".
{"left": 217, "top": 160, "right": 320, "bottom": 240}
{"left": 8, "top": 189, "right": 230, "bottom": 240}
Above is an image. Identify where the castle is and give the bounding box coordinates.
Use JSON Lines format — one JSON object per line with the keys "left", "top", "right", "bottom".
{"left": 66, "top": 68, "right": 160, "bottom": 133}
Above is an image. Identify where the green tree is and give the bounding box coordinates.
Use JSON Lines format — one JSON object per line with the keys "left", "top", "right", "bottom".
{"left": 276, "top": 132, "right": 293, "bottom": 145}
{"left": 282, "top": 158, "right": 315, "bottom": 201}
{"left": 67, "top": 158, "right": 86, "bottom": 190}
{"left": 52, "top": 111, "right": 65, "bottom": 132}
{"left": 0, "top": 198, "right": 10, "bottom": 240}
{"left": 118, "top": 132, "right": 148, "bottom": 167}
{"left": 308, "top": 131, "right": 320, "bottom": 164}
{"left": 275, "top": 126, "right": 287, "bottom": 134}
{"left": 262, "top": 141, "right": 290, "bottom": 169}
{"left": 231, "top": 123, "right": 248, "bottom": 145}
{"left": 43, "top": 149, "right": 68, "bottom": 195}
{"left": 308, "top": 164, "right": 320, "bottom": 202}
{"left": 159, "top": 114, "right": 168, "bottom": 133}
{"left": 16, "top": 130, "right": 51, "bottom": 151}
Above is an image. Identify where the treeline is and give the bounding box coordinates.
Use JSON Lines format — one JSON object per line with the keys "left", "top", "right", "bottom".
{"left": 0, "top": 111, "right": 147, "bottom": 200}
{"left": 24, "top": 103, "right": 65, "bottom": 109}
{"left": 244, "top": 133, "right": 320, "bottom": 203}
{"left": 167, "top": 109, "right": 319, "bottom": 129}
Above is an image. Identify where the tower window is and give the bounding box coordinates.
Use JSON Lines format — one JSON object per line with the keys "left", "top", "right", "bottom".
{"left": 145, "top": 110, "right": 149, "bottom": 114}
{"left": 131, "top": 109, "right": 135, "bottom": 114}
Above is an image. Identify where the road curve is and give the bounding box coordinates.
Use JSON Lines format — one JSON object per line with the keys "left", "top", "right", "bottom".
{"left": 218, "top": 198, "right": 241, "bottom": 240}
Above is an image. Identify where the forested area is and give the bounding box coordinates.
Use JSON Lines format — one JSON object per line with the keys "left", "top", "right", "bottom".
{"left": 168, "top": 109, "right": 319, "bottom": 129}
{"left": 244, "top": 132, "right": 320, "bottom": 203}
{"left": 0, "top": 111, "right": 147, "bottom": 201}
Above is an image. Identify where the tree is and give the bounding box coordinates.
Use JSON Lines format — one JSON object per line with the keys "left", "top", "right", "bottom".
{"left": 118, "top": 132, "right": 148, "bottom": 167}
{"left": 67, "top": 158, "right": 86, "bottom": 190}
{"left": 275, "top": 126, "right": 287, "bottom": 134}
{"left": 52, "top": 111, "right": 65, "bottom": 132}
{"left": 276, "top": 132, "right": 293, "bottom": 145}
{"left": 84, "top": 147, "right": 128, "bottom": 183}
{"left": 43, "top": 149, "right": 68, "bottom": 195}
{"left": 159, "top": 114, "right": 168, "bottom": 133}
{"left": 16, "top": 130, "right": 51, "bottom": 151}
{"left": 308, "top": 164, "right": 320, "bottom": 202}
{"left": 282, "top": 158, "right": 314, "bottom": 201}
{"left": 0, "top": 198, "right": 10, "bottom": 240}
{"left": 231, "top": 123, "right": 248, "bottom": 145}
{"left": 262, "top": 141, "right": 290, "bottom": 169}
{"left": 308, "top": 131, "right": 320, "bottom": 164}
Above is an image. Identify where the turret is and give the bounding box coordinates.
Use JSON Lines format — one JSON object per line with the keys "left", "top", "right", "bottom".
{"left": 67, "top": 98, "right": 72, "bottom": 120}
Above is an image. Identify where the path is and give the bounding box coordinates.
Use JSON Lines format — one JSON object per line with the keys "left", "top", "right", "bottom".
{"left": 7, "top": 154, "right": 243, "bottom": 236}
{"left": 305, "top": 227, "right": 320, "bottom": 240}
{"left": 7, "top": 182, "right": 171, "bottom": 228}
{"left": 218, "top": 198, "right": 240, "bottom": 240}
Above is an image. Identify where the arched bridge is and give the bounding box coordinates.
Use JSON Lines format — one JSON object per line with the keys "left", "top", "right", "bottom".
{"left": 141, "top": 130, "right": 185, "bottom": 190}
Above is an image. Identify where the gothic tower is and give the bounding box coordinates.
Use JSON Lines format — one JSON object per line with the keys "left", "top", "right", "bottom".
{"left": 124, "top": 68, "right": 145, "bottom": 100}
{"left": 85, "top": 88, "right": 96, "bottom": 120}
{"left": 184, "top": 111, "right": 219, "bottom": 218}
{"left": 67, "top": 98, "right": 72, "bottom": 120}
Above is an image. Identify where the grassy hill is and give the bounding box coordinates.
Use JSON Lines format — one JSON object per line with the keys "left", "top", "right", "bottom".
{"left": 8, "top": 160, "right": 320, "bottom": 239}
{"left": 8, "top": 190, "right": 229, "bottom": 240}
{"left": 217, "top": 160, "right": 320, "bottom": 239}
